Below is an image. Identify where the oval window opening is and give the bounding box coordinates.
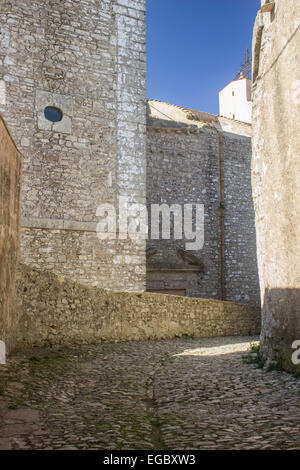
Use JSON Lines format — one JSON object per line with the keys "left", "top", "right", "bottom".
{"left": 44, "top": 106, "right": 63, "bottom": 123}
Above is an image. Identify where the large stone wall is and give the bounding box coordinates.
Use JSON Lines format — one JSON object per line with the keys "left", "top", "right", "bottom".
{"left": 146, "top": 101, "right": 260, "bottom": 306}
{"left": 252, "top": 0, "right": 300, "bottom": 371}
{"left": 0, "top": 0, "right": 147, "bottom": 292}
{"left": 16, "top": 263, "right": 260, "bottom": 348}
{"left": 0, "top": 115, "right": 22, "bottom": 354}
{"left": 146, "top": 124, "right": 220, "bottom": 299}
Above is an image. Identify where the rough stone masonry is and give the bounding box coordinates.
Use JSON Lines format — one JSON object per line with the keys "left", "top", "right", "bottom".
{"left": 0, "top": 0, "right": 262, "bottom": 307}
{"left": 252, "top": 0, "right": 300, "bottom": 372}
{"left": 0, "top": 0, "right": 147, "bottom": 292}
{"left": 0, "top": 115, "right": 22, "bottom": 355}
{"left": 0, "top": 0, "right": 262, "bottom": 354}
{"left": 146, "top": 101, "right": 260, "bottom": 305}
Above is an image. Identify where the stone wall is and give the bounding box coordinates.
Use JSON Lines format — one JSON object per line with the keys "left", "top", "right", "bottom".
{"left": 0, "top": 115, "right": 22, "bottom": 354}
{"left": 252, "top": 0, "right": 300, "bottom": 372}
{"left": 146, "top": 101, "right": 260, "bottom": 306}
{"left": 0, "top": 0, "right": 147, "bottom": 292}
{"left": 16, "top": 263, "right": 260, "bottom": 348}
{"left": 146, "top": 124, "right": 220, "bottom": 299}
{"left": 222, "top": 131, "right": 259, "bottom": 305}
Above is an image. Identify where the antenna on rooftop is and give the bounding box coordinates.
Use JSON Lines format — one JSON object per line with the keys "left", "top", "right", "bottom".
{"left": 234, "top": 48, "right": 252, "bottom": 80}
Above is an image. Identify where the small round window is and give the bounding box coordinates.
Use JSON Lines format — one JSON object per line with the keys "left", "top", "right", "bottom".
{"left": 44, "top": 106, "right": 63, "bottom": 123}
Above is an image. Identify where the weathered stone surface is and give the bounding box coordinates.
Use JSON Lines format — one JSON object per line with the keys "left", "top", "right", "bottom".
{"left": 252, "top": 0, "right": 300, "bottom": 372}
{"left": 0, "top": 81, "right": 5, "bottom": 106}
{"left": 0, "top": 115, "right": 22, "bottom": 354}
{"left": 0, "top": 0, "right": 260, "bottom": 307}
{"left": 147, "top": 101, "right": 260, "bottom": 306}
{"left": 0, "top": 0, "right": 147, "bottom": 293}
{"left": 0, "top": 337, "right": 299, "bottom": 450}
{"left": 15, "top": 263, "right": 260, "bottom": 348}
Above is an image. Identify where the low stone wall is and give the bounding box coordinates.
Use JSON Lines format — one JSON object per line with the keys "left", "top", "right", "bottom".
{"left": 0, "top": 115, "right": 22, "bottom": 354}
{"left": 16, "top": 264, "right": 261, "bottom": 348}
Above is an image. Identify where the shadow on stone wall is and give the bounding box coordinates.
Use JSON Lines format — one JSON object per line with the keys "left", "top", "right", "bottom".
{"left": 260, "top": 288, "right": 300, "bottom": 373}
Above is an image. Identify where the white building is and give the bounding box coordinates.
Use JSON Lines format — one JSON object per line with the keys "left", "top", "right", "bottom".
{"left": 219, "top": 75, "right": 252, "bottom": 124}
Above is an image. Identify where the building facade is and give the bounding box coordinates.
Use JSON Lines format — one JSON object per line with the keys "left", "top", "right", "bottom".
{"left": 0, "top": 0, "right": 260, "bottom": 307}
{"left": 146, "top": 100, "right": 260, "bottom": 306}
{"left": 0, "top": 115, "right": 22, "bottom": 354}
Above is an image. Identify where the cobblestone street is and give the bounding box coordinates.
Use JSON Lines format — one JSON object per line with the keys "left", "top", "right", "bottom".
{"left": 0, "top": 336, "right": 299, "bottom": 450}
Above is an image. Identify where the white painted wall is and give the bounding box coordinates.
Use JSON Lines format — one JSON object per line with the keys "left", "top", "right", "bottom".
{"left": 219, "top": 78, "right": 252, "bottom": 124}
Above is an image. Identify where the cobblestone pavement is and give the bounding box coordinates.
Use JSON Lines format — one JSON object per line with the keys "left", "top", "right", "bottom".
{"left": 0, "top": 336, "right": 299, "bottom": 450}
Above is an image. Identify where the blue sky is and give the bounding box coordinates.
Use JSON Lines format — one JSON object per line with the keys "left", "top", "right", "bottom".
{"left": 146, "top": 0, "right": 261, "bottom": 115}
